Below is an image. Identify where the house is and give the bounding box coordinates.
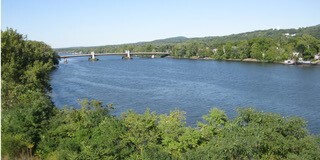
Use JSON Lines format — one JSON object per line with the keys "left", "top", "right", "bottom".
{"left": 283, "top": 33, "right": 296, "bottom": 37}
{"left": 212, "top": 48, "right": 218, "bottom": 53}
{"left": 315, "top": 54, "right": 320, "bottom": 60}
{"left": 284, "top": 33, "right": 290, "bottom": 36}
{"left": 293, "top": 52, "right": 299, "bottom": 57}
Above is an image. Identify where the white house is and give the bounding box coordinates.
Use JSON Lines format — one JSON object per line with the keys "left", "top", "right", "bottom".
{"left": 212, "top": 48, "right": 218, "bottom": 53}
{"left": 284, "top": 33, "right": 290, "bottom": 36}
{"left": 315, "top": 54, "right": 320, "bottom": 60}
{"left": 293, "top": 52, "right": 299, "bottom": 57}
{"left": 284, "top": 33, "right": 296, "bottom": 37}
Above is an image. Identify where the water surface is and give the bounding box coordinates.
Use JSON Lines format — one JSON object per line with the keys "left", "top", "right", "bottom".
{"left": 51, "top": 56, "right": 320, "bottom": 133}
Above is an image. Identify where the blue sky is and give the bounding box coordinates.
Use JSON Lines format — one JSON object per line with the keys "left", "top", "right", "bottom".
{"left": 2, "top": 0, "right": 320, "bottom": 48}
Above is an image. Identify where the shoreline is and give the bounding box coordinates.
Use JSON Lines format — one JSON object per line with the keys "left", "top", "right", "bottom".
{"left": 168, "top": 56, "right": 320, "bottom": 65}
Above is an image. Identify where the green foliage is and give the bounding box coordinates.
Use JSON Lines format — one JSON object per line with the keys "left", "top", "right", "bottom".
{"left": 1, "top": 134, "right": 28, "bottom": 158}
{"left": 295, "top": 34, "right": 320, "bottom": 60}
{"left": 1, "top": 90, "right": 56, "bottom": 158}
{"left": 158, "top": 110, "right": 187, "bottom": 157}
{"left": 184, "top": 108, "right": 320, "bottom": 160}
{"left": 2, "top": 28, "right": 320, "bottom": 160}
{"left": 121, "top": 109, "right": 160, "bottom": 158}
{"left": 1, "top": 28, "right": 58, "bottom": 109}
{"left": 37, "top": 99, "right": 125, "bottom": 159}
{"left": 198, "top": 108, "right": 228, "bottom": 140}
{"left": 56, "top": 25, "right": 320, "bottom": 62}
{"left": 1, "top": 28, "right": 59, "bottom": 159}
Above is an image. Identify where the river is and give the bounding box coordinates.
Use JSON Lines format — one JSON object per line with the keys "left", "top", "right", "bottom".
{"left": 51, "top": 56, "right": 320, "bottom": 134}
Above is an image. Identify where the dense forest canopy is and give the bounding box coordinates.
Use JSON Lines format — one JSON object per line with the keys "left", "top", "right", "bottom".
{"left": 2, "top": 28, "right": 320, "bottom": 159}
{"left": 56, "top": 25, "right": 320, "bottom": 62}
{"left": 1, "top": 28, "right": 59, "bottom": 158}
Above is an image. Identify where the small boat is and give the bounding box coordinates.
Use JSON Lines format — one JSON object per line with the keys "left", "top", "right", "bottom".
{"left": 283, "top": 60, "right": 295, "bottom": 65}
{"left": 301, "top": 61, "right": 311, "bottom": 64}
{"left": 298, "top": 58, "right": 311, "bottom": 64}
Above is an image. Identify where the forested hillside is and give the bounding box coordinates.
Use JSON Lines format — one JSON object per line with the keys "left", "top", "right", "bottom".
{"left": 2, "top": 29, "right": 320, "bottom": 159}
{"left": 56, "top": 25, "right": 320, "bottom": 63}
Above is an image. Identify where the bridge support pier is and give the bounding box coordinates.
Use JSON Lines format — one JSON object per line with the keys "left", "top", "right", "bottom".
{"left": 126, "top": 50, "right": 131, "bottom": 59}
{"left": 89, "top": 52, "right": 98, "bottom": 61}
{"left": 123, "top": 50, "right": 132, "bottom": 59}
{"left": 151, "top": 55, "right": 155, "bottom": 59}
{"left": 91, "top": 52, "right": 95, "bottom": 59}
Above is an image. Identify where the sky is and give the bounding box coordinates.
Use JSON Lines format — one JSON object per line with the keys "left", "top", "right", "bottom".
{"left": 2, "top": 0, "right": 320, "bottom": 48}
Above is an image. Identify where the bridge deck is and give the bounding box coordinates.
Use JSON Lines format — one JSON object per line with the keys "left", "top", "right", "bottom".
{"left": 60, "top": 52, "right": 170, "bottom": 58}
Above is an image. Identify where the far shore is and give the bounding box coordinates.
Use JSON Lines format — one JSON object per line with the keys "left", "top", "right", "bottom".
{"left": 167, "top": 56, "right": 320, "bottom": 65}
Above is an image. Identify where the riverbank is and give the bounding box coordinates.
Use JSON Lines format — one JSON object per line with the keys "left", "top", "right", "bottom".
{"left": 169, "top": 56, "right": 320, "bottom": 65}
{"left": 170, "top": 56, "right": 274, "bottom": 63}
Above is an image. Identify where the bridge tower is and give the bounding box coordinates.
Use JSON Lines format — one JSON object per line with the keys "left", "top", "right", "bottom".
{"left": 91, "top": 52, "right": 95, "bottom": 59}
{"left": 125, "top": 50, "right": 131, "bottom": 59}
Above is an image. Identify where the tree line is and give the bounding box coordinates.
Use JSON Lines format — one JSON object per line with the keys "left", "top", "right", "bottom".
{"left": 56, "top": 25, "right": 320, "bottom": 63}
{"left": 171, "top": 34, "right": 319, "bottom": 62}
{"left": 2, "top": 29, "right": 320, "bottom": 159}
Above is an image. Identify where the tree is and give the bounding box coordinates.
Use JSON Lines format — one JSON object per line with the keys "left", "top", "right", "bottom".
{"left": 2, "top": 91, "right": 56, "bottom": 158}
{"left": 184, "top": 108, "right": 320, "bottom": 160}
{"left": 1, "top": 29, "right": 58, "bottom": 159}
{"left": 185, "top": 41, "right": 199, "bottom": 57}
{"left": 1, "top": 29, "right": 58, "bottom": 109}
{"left": 198, "top": 108, "right": 228, "bottom": 141}
{"left": 237, "top": 40, "right": 251, "bottom": 59}
{"left": 36, "top": 99, "right": 124, "bottom": 159}
{"left": 295, "top": 34, "right": 320, "bottom": 60}
{"left": 121, "top": 109, "right": 160, "bottom": 159}
{"left": 158, "top": 110, "right": 189, "bottom": 158}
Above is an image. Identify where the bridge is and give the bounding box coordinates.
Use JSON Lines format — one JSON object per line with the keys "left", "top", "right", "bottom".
{"left": 59, "top": 50, "right": 170, "bottom": 63}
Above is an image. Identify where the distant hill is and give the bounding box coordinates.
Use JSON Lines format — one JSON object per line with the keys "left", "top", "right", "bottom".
{"left": 186, "top": 24, "right": 320, "bottom": 44}
{"left": 55, "top": 24, "right": 320, "bottom": 52}
{"left": 148, "top": 36, "right": 189, "bottom": 44}
{"left": 300, "top": 24, "right": 320, "bottom": 38}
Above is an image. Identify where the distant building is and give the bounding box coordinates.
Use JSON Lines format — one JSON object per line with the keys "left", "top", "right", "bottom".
{"left": 293, "top": 52, "right": 299, "bottom": 57}
{"left": 212, "top": 48, "right": 218, "bottom": 53}
{"left": 315, "top": 54, "right": 320, "bottom": 60}
{"left": 284, "top": 33, "right": 296, "bottom": 37}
